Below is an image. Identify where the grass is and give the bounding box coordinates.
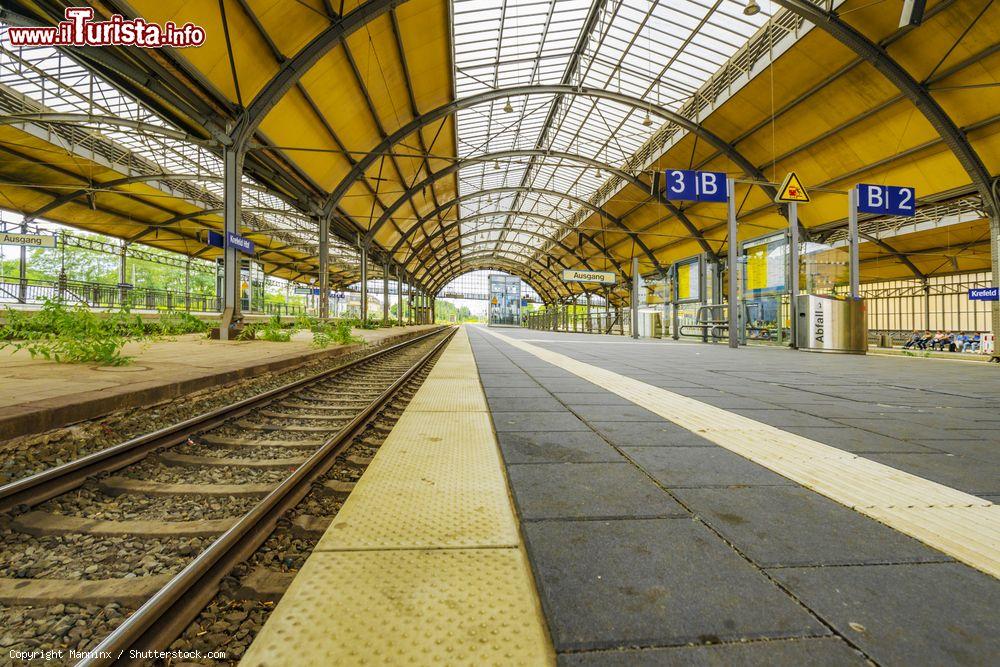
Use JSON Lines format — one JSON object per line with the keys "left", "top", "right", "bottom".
{"left": 0, "top": 300, "right": 213, "bottom": 366}
{"left": 312, "top": 319, "right": 363, "bottom": 348}
{"left": 238, "top": 314, "right": 296, "bottom": 343}
{"left": 0, "top": 302, "right": 377, "bottom": 366}
{"left": 0, "top": 300, "right": 147, "bottom": 366}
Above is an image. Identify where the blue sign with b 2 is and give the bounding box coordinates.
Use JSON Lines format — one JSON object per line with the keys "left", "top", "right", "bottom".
{"left": 663, "top": 169, "right": 728, "bottom": 203}
{"left": 856, "top": 184, "right": 916, "bottom": 217}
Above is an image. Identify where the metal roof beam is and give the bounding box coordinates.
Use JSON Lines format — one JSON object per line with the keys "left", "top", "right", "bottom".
{"left": 388, "top": 186, "right": 632, "bottom": 281}
{"left": 859, "top": 232, "right": 926, "bottom": 280}
{"left": 411, "top": 232, "right": 594, "bottom": 286}
{"left": 427, "top": 251, "right": 568, "bottom": 299}
{"left": 365, "top": 148, "right": 711, "bottom": 260}
{"left": 400, "top": 216, "right": 625, "bottom": 283}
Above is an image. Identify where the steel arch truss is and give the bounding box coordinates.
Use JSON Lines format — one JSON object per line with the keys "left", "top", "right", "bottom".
{"left": 431, "top": 260, "right": 563, "bottom": 303}
{"left": 390, "top": 186, "right": 655, "bottom": 281}
{"left": 365, "top": 149, "right": 715, "bottom": 268}
{"left": 428, "top": 250, "right": 570, "bottom": 300}
{"left": 418, "top": 241, "right": 573, "bottom": 298}
{"left": 316, "top": 84, "right": 798, "bottom": 286}
{"left": 400, "top": 213, "right": 627, "bottom": 282}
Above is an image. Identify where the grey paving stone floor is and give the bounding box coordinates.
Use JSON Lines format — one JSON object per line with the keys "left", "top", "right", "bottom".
{"left": 468, "top": 326, "right": 1000, "bottom": 666}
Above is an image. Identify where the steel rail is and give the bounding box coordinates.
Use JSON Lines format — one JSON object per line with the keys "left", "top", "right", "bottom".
{"left": 78, "top": 325, "right": 457, "bottom": 666}
{"left": 0, "top": 326, "right": 447, "bottom": 512}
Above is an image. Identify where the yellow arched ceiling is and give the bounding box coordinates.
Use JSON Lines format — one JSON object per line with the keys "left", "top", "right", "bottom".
{"left": 4, "top": 0, "right": 997, "bottom": 295}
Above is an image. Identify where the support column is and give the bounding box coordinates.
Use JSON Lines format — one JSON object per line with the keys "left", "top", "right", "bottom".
{"left": 119, "top": 241, "right": 128, "bottom": 307}
{"left": 430, "top": 296, "right": 435, "bottom": 324}
{"left": 789, "top": 202, "right": 800, "bottom": 349}
{"left": 991, "top": 212, "right": 999, "bottom": 341}
{"left": 847, "top": 188, "right": 860, "bottom": 298}
{"left": 631, "top": 256, "right": 640, "bottom": 339}
{"left": 318, "top": 217, "right": 329, "bottom": 319}
{"left": 396, "top": 270, "right": 404, "bottom": 325}
{"left": 726, "top": 178, "right": 739, "bottom": 349}
{"left": 585, "top": 293, "right": 591, "bottom": 333}
{"left": 406, "top": 277, "right": 413, "bottom": 325}
{"left": 185, "top": 258, "right": 191, "bottom": 311}
{"left": 18, "top": 221, "right": 27, "bottom": 303}
{"left": 359, "top": 243, "right": 368, "bottom": 321}
{"left": 383, "top": 263, "right": 390, "bottom": 322}
{"left": 220, "top": 147, "right": 243, "bottom": 340}
{"left": 923, "top": 280, "right": 931, "bottom": 331}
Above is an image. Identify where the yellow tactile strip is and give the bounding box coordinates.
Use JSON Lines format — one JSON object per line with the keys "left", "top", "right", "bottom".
{"left": 315, "top": 411, "right": 519, "bottom": 549}
{"left": 239, "top": 549, "right": 550, "bottom": 666}
{"left": 243, "top": 327, "right": 554, "bottom": 665}
{"left": 481, "top": 327, "right": 1000, "bottom": 579}
{"left": 405, "top": 378, "right": 489, "bottom": 412}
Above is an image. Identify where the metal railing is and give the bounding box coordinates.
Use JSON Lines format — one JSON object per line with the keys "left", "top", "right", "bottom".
{"left": 522, "top": 309, "right": 629, "bottom": 336}
{"left": 0, "top": 276, "right": 304, "bottom": 316}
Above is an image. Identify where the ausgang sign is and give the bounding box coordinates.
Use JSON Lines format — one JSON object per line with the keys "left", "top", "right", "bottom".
{"left": 561, "top": 269, "right": 616, "bottom": 285}
{"left": 0, "top": 232, "right": 57, "bottom": 248}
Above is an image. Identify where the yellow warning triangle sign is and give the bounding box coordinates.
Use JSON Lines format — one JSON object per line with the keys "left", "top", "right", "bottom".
{"left": 775, "top": 172, "right": 810, "bottom": 203}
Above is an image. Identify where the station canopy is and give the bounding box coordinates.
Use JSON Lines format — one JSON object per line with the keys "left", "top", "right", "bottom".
{"left": 1, "top": 0, "right": 996, "bottom": 302}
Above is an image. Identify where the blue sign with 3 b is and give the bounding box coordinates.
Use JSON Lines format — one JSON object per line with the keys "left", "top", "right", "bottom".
{"left": 664, "top": 169, "right": 728, "bottom": 203}
{"left": 856, "top": 184, "right": 916, "bottom": 217}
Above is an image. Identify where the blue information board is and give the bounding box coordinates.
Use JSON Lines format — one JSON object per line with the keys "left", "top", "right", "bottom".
{"left": 663, "top": 169, "right": 728, "bottom": 203}
{"left": 856, "top": 184, "right": 916, "bottom": 217}
{"left": 969, "top": 287, "right": 999, "bottom": 301}
{"left": 205, "top": 230, "right": 225, "bottom": 249}
{"left": 226, "top": 232, "right": 255, "bottom": 255}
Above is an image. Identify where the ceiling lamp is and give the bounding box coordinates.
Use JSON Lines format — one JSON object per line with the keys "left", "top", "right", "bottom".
{"left": 494, "top": 160, "right": 500, "bottom": 170}
{"left": 744, "top": 0, "right": 761, "bottom": 16}
{"left": 503, "top": 99, "right": 513, "bottom": 113}
{"left": 642, "top": 110, "right": 653, "bottom": 127}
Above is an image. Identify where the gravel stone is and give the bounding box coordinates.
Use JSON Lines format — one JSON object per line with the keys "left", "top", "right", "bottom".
{"left": 0, "top": 529, "right": 209, "bottom": 580}
{"left": 38, "top": 483, "right": 261, "bottom": 521}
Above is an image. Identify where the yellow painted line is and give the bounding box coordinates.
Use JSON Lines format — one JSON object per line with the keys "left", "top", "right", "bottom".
{"left": 243, "top": 327, "right": 554, "bottom": 666}
{"left": 479, "top": 327, "right": 1000, "bottom": 579}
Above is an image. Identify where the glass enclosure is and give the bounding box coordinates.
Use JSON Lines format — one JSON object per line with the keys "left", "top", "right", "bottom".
{"left": 488, "top": 274, "right": 522, "bottom": 326}
{"left": 741, "top": 233, "right": 789, "bottom": 344}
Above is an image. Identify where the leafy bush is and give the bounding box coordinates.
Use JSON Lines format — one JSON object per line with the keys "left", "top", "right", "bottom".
{"left": 257, "top": 314, "right": 295, "bottom": 342}
{"left": 156, "top": 310, "right": 210, "bottom": 335}
{"left": 312, "top": 319, "right": 363, "bottom": 348}
{"left": 295, "top": 314, "right": 319, "bottom": 331}
{"left": 0, "top": 300, "right": 141, "bottom": 365}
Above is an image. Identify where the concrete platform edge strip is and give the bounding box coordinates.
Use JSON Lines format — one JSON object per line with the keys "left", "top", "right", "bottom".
{"left": 241, "top": 327, "right": 555, "bottom": 665}
{"left": 480, "top": 327, "right": 1000, "bottom": 580}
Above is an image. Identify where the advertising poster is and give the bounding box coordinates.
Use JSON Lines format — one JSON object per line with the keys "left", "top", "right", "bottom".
{"left": 676, "top": 260, "right": 700, "bottom": 301}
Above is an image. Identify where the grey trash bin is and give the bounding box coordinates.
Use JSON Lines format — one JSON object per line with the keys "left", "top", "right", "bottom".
{"left": 794, "top": 294, "right": 867, "bottom": 354}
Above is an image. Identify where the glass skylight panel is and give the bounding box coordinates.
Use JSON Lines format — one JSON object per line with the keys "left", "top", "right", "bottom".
{"left": 449, "top": 0, "right": 772, "bottom": 270}
{"left": 0, "top": 32, "right": 327, "bottom": 270}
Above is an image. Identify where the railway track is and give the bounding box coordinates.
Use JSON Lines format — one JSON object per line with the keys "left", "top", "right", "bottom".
{"left": 0, "top": 326, "right": 455, "bottom": 665}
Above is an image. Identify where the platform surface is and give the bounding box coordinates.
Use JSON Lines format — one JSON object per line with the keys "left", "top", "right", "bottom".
{"left": 242, "top": 326, "right": 553, "bottom": 666}
{"left": 470, "top": 326, "right": 1000, "bottom": 665}
{"left": 0, "top": 325, "right": 438, "bottom": 439}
